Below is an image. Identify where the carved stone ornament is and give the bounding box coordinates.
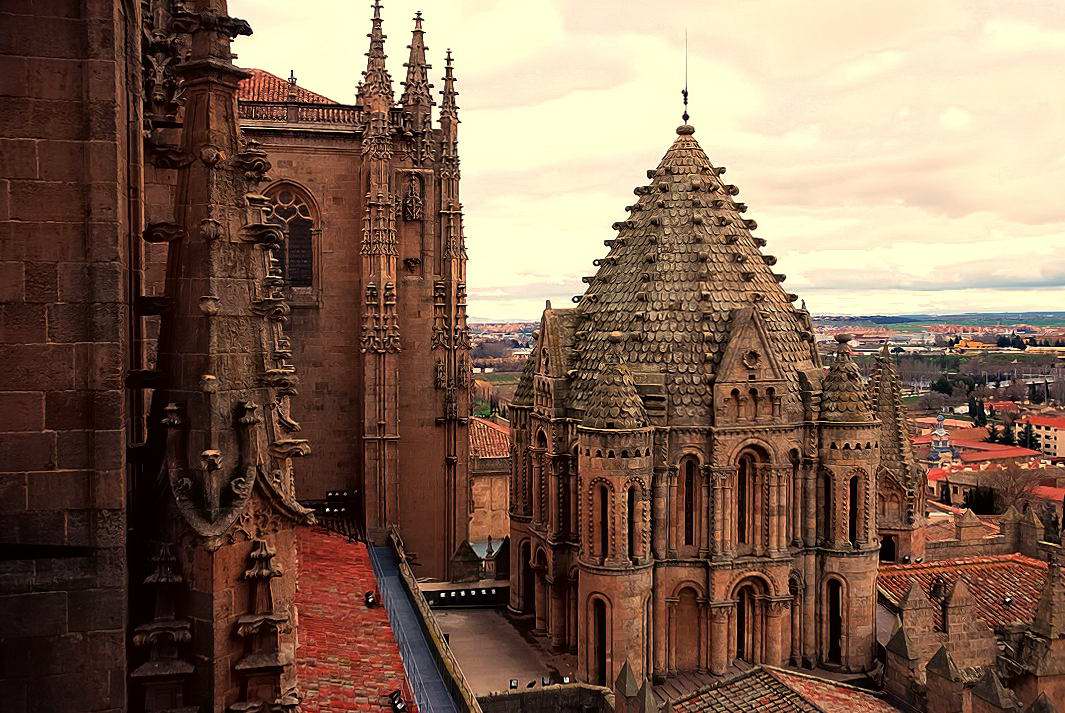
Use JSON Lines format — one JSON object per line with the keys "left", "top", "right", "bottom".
{"left": 402, "top": 174, "right": 425, "bottom": 222}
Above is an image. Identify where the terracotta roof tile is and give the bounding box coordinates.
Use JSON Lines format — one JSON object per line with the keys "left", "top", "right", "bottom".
{"left": 1020, "top": 414, "right": 1065, "bottom": 430}
{"left": 878, "top": 554, "right": 1048, "bottom": 630}
{"left": 671, "top": 666, "right": 897, "bottom": 712}
{"left": 296, "top": 528, "right": 408, "bottom": 713}
{"left": 470, "top": 417, "right": 511, "bottom": 459}
{"left": 238, "top": 68, "right": 339, "bottom": 104}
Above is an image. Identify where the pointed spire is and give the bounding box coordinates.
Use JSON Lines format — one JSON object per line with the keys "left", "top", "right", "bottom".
{"left": 513, "top": 348, "right": 536, "bottom": 407}
{"left": 1026, "top": 693, "right": 1059, "bottom": 713}
{"left": 440, "top": 48, "right": 459, "bottom": 125}
{"left": 821, "top": 334, "right": 873, "bottom": 422}
{"left": 582, "top": 333, "right": 647, "bottom": 430}
{"left": 971, "top": 669, "right": 1020, "bottom": 709}
{"left": 926, "top": 646, "right": 962, "bottom": 681}
{"left": 1033, "top": 553, "right": 1065, "bottom": 638}
{"left": 635, "top": 680, "right": 658, "bottom": 713}
{"left": 357, "top": 0, "right": 394, "bottom": 111}
{"left": 872, "top": 344, "right": 919, "bottom": 477}
{"left": 400, "top": 10, "right": 434, "bottom": 125}
{"left": 614, "top": 661, "right": 640, "bottom": 699}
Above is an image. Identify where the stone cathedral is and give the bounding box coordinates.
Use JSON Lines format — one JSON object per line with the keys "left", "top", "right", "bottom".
{"left": 224, "top": 3, "right": 471, "bottom": 578}
{"left": 508, "top": 120, "right": 924, "bottom": 685}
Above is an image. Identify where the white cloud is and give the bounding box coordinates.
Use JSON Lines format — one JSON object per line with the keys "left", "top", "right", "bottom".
{"left": 939, "top": 107, "right": 972, "bottom": 131}
{"left": 230, "top": 1, "right": 1065, "bottom": 320}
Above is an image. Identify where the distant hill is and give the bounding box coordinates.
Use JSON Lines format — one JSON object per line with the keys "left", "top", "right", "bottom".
{"left": 814, "top": 312, "right": 1065, "bottom": 328}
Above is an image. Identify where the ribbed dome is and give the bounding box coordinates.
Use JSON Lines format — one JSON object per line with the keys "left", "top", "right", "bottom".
{"left": 820, "top": 335, "right": 872, "bottom": 422}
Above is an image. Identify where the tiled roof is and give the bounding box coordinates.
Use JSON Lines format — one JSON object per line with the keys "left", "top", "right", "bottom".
{"left": 470, "top": 417, "right": 511, "bottom": 459}
{"left": 511, "top": 351, "right": 535, "bottom": 407}
{"left": 986, "top": 400, "right": 1021, "bottom": 412}
{"left": 1020, "top": 414, "right": 1065, "bottom": 430}
{"left": 924, "top": 510, "right": 1000, "bottom": 543}
{"left": 959, "top": 446, "right": 1041, "bottom": 463}
{"left": 671, "top": 666, "right": 898, "bottom": 713}
{"left": 821, "top": 337, "right": 873, "bottom": 423}
{"left": 770, "top": 669, "right": 900, "bottom": 713}
{"left": 871, "top": 348, "right": 917, "bottom": 478}
{"left": 582, "top": 341, "right": 648, "bottom": 430}
{"left": 565, "top": 123, "right": 817, "bottom": 423}
{"left": 296, "top": 528, "right": 409, "bottom": 713}
{"left": 1031, "top": 484, "right": 1065, "bottom": 503}
{"left": 878, "top": 554, "right": 1048, "bottom": 630}
{"left": 238, "top": 68, "right": 339, "bottom": 104}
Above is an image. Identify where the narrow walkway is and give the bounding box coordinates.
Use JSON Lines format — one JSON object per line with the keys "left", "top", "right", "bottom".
{"left": 369, "top": 545, "right": 461, "bottom": 713}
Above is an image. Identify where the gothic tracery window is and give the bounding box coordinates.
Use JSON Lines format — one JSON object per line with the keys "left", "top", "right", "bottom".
{"left": 266, "top": 185, "right": 315, "bottom": 289}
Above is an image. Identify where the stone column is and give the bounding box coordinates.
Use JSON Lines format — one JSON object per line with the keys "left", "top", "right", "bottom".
{"left": 548, "top": 456, "right": 559, "bottom": 537}
{"left": 549, "top": 581, "right": 564, "bottom": 650}
{"left": 790, "top": 591, "right": 801, "bottom": 665}
{"left": 699, "top": 465, "right": 711, "bottom": 558}
{"left": 569, "top": 459, "right": 579, "bottom": 540}
{"left": 803, "top": 463, "right": 816, "bottom": 546}
{"left": 698, "top": 599, "right": 709, "bottom": 671}
{"left": 534, "top": 570, "right": 547, "bottom": 632}
{"left": 722, "top": 475, "right": 734, "bottom": 558}
{"left": 531, "top": 448, "right": 544, "bottom": 524}
{"left": 653, "top": 583, "right": 667, "bottom": 678}
{"left": 710, "top": 605, "right": 730, "bottom": 674}
{"left": 765, "top": 599, "right": 788, "bottom": 666}
{"left": 652, "top": 468, "right": 667, "bottom": 558}
{"left": 791, "top": 465, "right": 802, "bottom": 545}
{"left": 802, "top": 555, "right": 816, "bottom": 668}
{"left": 711, "top": 468, "right": 724, "bottom": 558}
{"left": 667, "top": 466, "right": 679, "bottom": 557}
{"left": 667, "top": 599, "right": 678, "bottom": 673}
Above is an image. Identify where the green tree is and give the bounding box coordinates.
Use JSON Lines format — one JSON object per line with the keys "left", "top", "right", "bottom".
{"left": 985, "top": 425, "right": 999, "bottom": 444}
{"left": 1019, "top": 422, "right": 1036, "bottom": 449}
{"left": 932, "top": 375, "right": 954, "bottom": 395}
{"left": 1001, "top": 424, "right": 1016, "bottom": 445}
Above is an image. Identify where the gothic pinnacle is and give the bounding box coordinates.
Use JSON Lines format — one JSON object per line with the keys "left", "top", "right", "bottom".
{"left": 440, "top": 48, "right": 459, "bottom": 123}
{"left": 400, "top": 9, "right": 434, "bottom": 124}
{"left": 357, "top": 0, "right": 394, "bottom": 111}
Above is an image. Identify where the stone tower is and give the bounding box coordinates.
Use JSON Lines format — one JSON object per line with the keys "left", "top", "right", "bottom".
{"left": 576, "top": 335, "right": 655, "bottom": 682}
{"left": 351, "top": 3, "right": 471, "bottom": 579}
{"left": 871, "top": 345, "right": 926, "bottom": 562}
{"left": 509, "top": 119, "right": 888, "bottom": 685}
{"left": 233, "top": 2, "right": 471, "bottom": 578}
{"left": 135, "top": 1, "right": 313, "bottom": 709}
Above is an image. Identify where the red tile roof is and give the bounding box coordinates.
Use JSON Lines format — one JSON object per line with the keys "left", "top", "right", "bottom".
{"left": 959, "top": 445, "right": 1041, "bottom": 463}
{"left": 878, "top": 554, "right": 1048, "bottom": 629}
{"left": 671, "top": 666, "right": 896, "bottom": 712}
{"left": 770, "top": 669, "right": 900, "bottom": 713}
{"left": 1020, "top": 414, "right": 1065, "bottom": 430}
{"left": 239, "top": 68, "right": 338, "bottom": 104}
{"left": 986, "top": 400, "right": 1021, "bottom": 413}
{"left": 469, "top": 417, "right": 511, "bottom": 459}
{"left": 1031, "top": 484, "right": 1065, "bottom": 503}
{"left": 296, "top": 528, "right": 409, "bottom": 713}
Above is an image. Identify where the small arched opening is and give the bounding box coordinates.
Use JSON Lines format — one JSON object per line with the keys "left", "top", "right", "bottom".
{"left": 880, "top": 535, "right": 897, "bottom": 563}
{"left": 597, "top": 483, "right": 610, "bottom": 562}
{"left": 826, "top": 578, "right": 844, "bottom": 666}
{"left": 591, "top": 598, "right": 609, "bottom": 686}
{"left": 848, "top": 474, "right": 860, "bottom": 546}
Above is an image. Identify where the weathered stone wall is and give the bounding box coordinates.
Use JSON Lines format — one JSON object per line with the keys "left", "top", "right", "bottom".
{"left": 0, "top": 1, "right": 133, "bottom": 710}
{"left": 235, "top": 131, "right": 365, "bottom": 502}
{"left": 469, "top": 469, "right": 510, "bottom": 542}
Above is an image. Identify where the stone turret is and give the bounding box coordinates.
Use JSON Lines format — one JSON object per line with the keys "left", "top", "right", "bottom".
{"left": 577, "top": 335, "right": 653, "bottom": 683}
{"left": 871, "top": 345, "right": 926, "bottom": 561}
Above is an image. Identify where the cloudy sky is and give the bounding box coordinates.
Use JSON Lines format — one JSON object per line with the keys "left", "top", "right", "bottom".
{"left": 230, "top": 0, "right": 1065, "bottom": 321}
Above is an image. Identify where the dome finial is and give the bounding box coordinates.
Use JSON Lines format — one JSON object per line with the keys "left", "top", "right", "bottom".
{"left": 682, "top": 29, "right": 690, "bottom": 125}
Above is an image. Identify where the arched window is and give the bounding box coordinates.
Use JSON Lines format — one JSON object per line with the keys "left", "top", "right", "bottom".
{"left": 591, "top": 598, "right": 608, "bottom": 685}
{"left": 880, "top": 535, "right": 897, "bottom": 563}
{"left": 597, "top": 484, "right": 610, "bottom": 561}
{"left": 823, "top": 473, "right": 834, "bottom": 542}
{"left": 826, "top": 579, "right": 844, "bottom": 665}
{"left": 737, "top": 453, "right": 758, "bottom": 546}
{"left": 683, "top": 459, "right": 696, "bottom": 546}
{"left": 266, "top": 185, "right": 316, "bottom": 288}
{"left": 627, "top": 486, "right": 638, "bottom": 562}
{"left": 848, "top": 474, "right": 860, "bottom": 546}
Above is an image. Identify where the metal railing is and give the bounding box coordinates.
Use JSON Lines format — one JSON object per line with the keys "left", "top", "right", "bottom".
{"left": 238, "top": 100, "right": 363, "bottom": 127}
